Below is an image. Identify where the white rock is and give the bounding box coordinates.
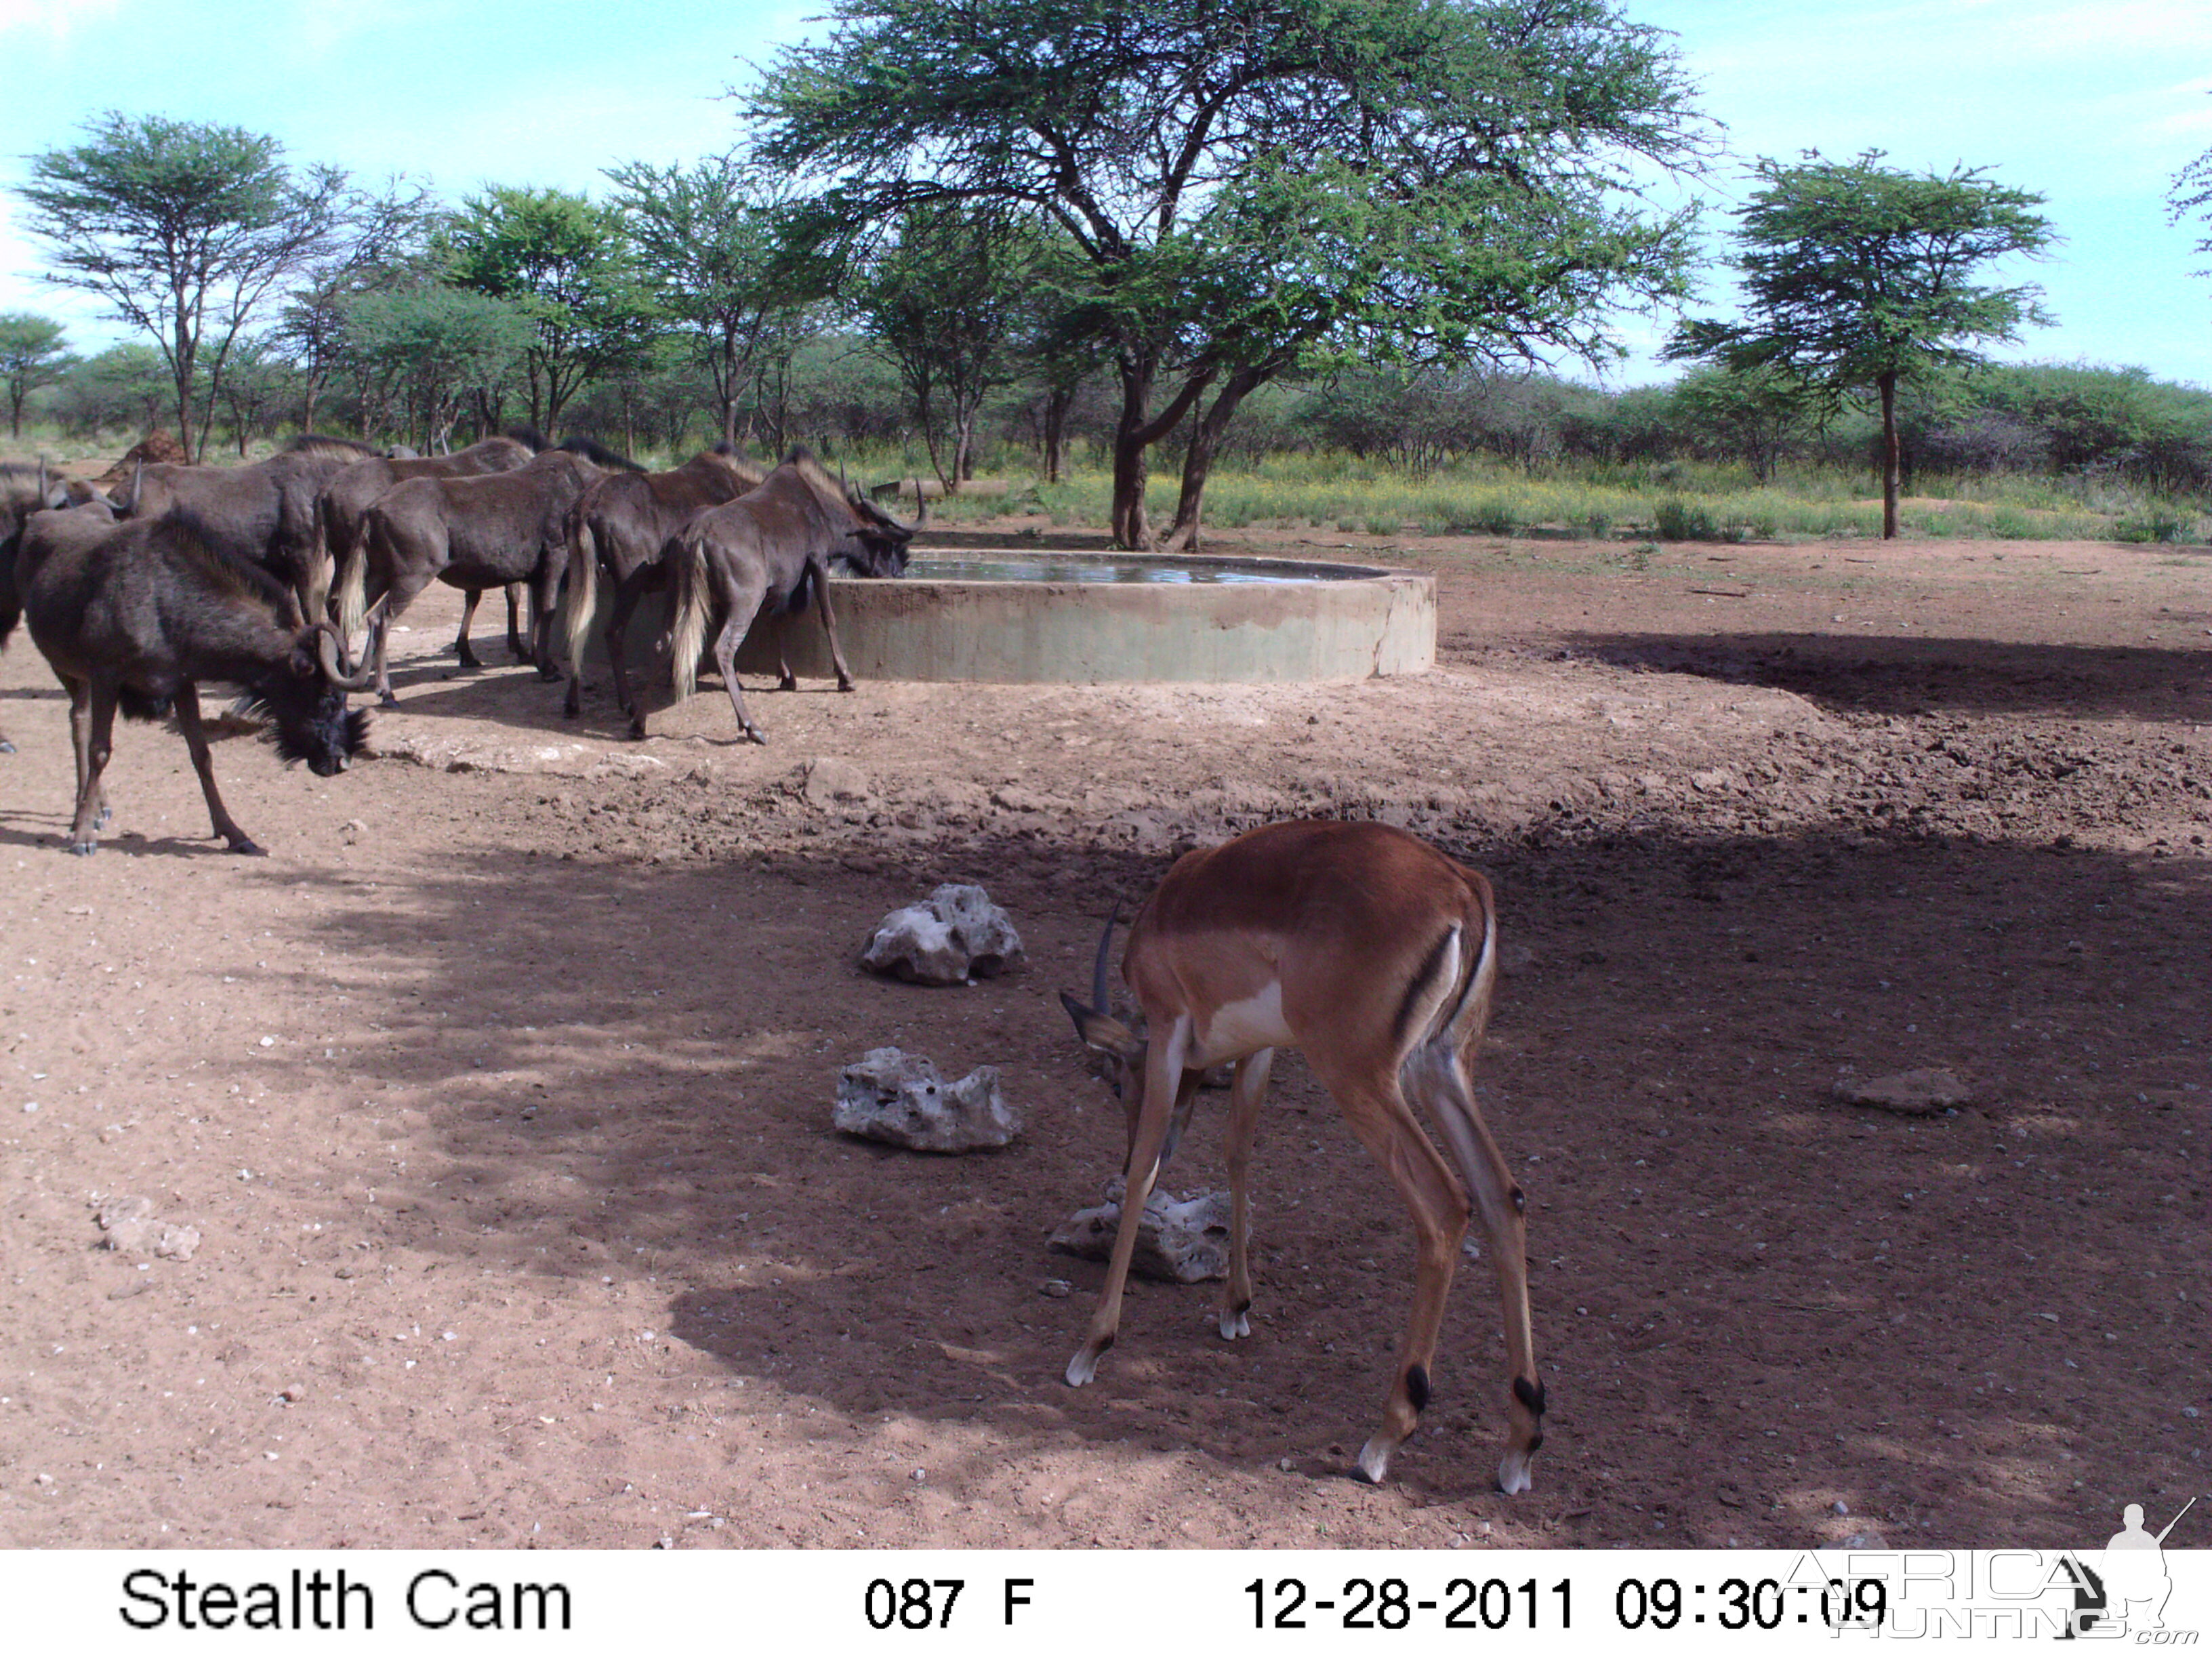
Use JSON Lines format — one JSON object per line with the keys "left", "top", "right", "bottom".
{"left": 860, "top": 884, "right": 1023, "bottom": 985}
{"left": 834, "top": 1048, "right": 1021, "bottom": 1152}
{"left": 1050, "top": 1184, "right": 1234, "bottom": 1283}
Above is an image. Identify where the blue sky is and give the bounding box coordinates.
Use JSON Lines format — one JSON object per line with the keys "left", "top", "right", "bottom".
{"left": 2, "top": 0, "right": 2209, "bottom": 388}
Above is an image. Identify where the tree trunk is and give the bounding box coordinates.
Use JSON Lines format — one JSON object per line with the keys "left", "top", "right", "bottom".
{"left": 1162, "top": 367, "right": 1267, "bottom": 554}
{"left": 1108, "top": 363, "right": 1219, "bottom": 550}
{"left": 1042, "top": 386, "right": 1073, "bottom": 485}
{"left": 1879, "top": 370, "right": 1900, "bottom": 541}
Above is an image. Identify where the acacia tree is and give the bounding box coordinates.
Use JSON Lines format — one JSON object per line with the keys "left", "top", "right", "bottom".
{"left": 1668, "top": 150, "right": 2054, "bottom": 538}
{"left": 605, "top": 157, "right": 829, "bottom": 447}
{"left": 0, "top": 313, "right": 72, "bottom": 438}
{"left": 444, "top": 186, "right": 656, "bottom": 432}
{"left": 855, "top": 204, "right": 1036, "bottom": 489}
{"left": 751, "top": 0, "right": 1706, "bottom": 548}
{"left": 273, "top": 176, "right": 436, "bottom": 434}
{"left": 340, "top": 285, "right": 532, "bottom": 451}
{"left": 14, "top": 112, "right": 350, "bottom": 460}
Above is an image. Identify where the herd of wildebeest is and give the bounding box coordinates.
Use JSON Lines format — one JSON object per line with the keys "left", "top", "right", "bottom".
{"left": 0, "top": 431, "right": 1551, "bottom": 1495}
{"left": 0, "top": 430, "right": 918, "bottom": 854}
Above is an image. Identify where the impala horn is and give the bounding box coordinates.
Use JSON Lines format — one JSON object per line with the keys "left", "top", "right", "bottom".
{"left": 1089, "top": 902, "right": 1119, "bottom": 1016}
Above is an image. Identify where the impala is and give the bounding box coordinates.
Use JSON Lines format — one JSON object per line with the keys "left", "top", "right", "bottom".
{"left": 1058, "top": 819, "right": 1544, "bottom": 1492}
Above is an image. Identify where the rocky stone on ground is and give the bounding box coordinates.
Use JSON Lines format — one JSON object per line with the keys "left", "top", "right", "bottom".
{"left": 94, "top": 1194, "right": 201, "bottom": 1261}
{"left": 1832, "top": 1068, "right": 1971, "bottom": 1115}
{"left": 1048, "top": 1182, "right": 1234, "bottom": 1283}
{"left": 833, "top": 1047, "right": 1021, "bottom": 1152}
{"left": 859, "top": 883, "right": 1024, "bottom": 985}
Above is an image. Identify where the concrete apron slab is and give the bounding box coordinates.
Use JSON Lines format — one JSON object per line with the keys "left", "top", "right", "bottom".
{"left": 590, "top": 557, "right": 1436, "bottom": 684}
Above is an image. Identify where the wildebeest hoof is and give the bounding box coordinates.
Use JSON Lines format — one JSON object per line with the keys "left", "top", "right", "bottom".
{"left": 536, "top": 664, "right": 563, "bottom": 683}
{"left": 776, "top": 675, "right": 798, "bottom": 692}
{"left": 377, "top": 691, "right": 399, "bottom": 708}
{"left": 227, "top": 840, "right": 266, "bottom": 857}
{"left": 743, "top": 726, "right": 769, "bottom": 745}
{"left": 68, "top": 840, "right": 97, "bottom": 857}
{"left": 0, "top": 739, "right": 14, "bottom": 754}
{"left": 94, "top": 806, "right": 113, "bottom": 828}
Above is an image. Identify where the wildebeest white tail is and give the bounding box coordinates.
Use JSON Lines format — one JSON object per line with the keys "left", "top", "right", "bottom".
{"left": 668, "top": 526, "right": 710, "bottom": 705}
{"left": 333, "top": 513, "right": 369, "bottom": 649}
{"left": 561, "top": 513, "right": 599, "bottom": 681}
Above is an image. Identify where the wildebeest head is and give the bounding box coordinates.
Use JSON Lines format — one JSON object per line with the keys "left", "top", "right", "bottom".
{"left": 246, "top": 623, "right": 374, "bottom": 777}
{"left": 837, "top": 484, "right": 915, "bottom": 577}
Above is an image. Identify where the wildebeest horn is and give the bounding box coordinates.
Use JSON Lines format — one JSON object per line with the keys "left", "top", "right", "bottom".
{"left": 126, "top": 459, "right": 143, "bottom": 516}
{"left": 314, "top": 623, "right": 379, "bottom": 691}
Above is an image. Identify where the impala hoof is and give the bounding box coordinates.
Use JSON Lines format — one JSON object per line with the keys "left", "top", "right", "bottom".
{"left": 1496, "top": 1450, "right": 1535, "bottom": 1496}
{"left": 742, "top": 726, "right": 768, "bottom": 746}
{"left": 1064, "top": 1351, "right": 1100, "bottom": 1387}
{"left": 0, "top": 739, "right": 14, "bottom": 754}
{"left": 1354, "top": 1437, "right": 1393, "bottom": 1485}
{"left": 67, "top": 840, "right": 97, "bottom": 857}
{"left": 1219, "top": 1307, "right": 1251, "bottom": 1340}
{"left": 94, "top": 806, "right": 112, "bottom": 828}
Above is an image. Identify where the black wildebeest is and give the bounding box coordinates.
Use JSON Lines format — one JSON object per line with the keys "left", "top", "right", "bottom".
{"left": 665, "top": 449, "right": 914, "bottom": 744}
{"left": 352, "top": 441, "right": 635, "bottom": 705}
{"left": 0, "top": 462, "right": 78, "bottom": 753}
{"left": 323, "top": 428, "right": 544, "bottom": 645}
{"left": 560, "top": 441, "right": 766, "bottom": 724}
{"left": 124, "top": 435, "right": 385, "bottom": 622}
{"left": 22, "top": 507, "right": 374, "bottom": 856}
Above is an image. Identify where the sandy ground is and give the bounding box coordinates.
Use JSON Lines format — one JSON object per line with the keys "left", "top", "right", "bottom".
{"left": 1, "top": 523, "right": 2206, "bottom": 1551}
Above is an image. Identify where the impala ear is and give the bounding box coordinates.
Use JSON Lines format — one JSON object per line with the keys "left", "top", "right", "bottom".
{"left": 1059, "top": 991, "right": 1144, "bottom": 1062}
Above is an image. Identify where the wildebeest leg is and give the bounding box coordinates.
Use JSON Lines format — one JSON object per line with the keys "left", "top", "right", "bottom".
{"left": 173, "top": 682, "right": 262, "bottom": 856}
{"left": 66, "top": 678, "right": 119, "bottom": 855}
{"left": 811, "top": 556, "right": 858, "bottom": 693}
{"left": 371, "top": 571, "right": 437, "bottom": 705}
{"left": 527, "top": 573, "right": 561, "bottom": 680}
{"left": 60, "top": 674, "right": 112, "bottom": 830}
{"left": 453, "top": 589, "right": 485, "bottom": 669}
{"left": 605, "top": 573, "right": 649, "bottom": 733}
{"left": 504, "top": 583, "right": 529, "bottom": 663}
{"left": 710, "top": 569, "right": 772, "bottom": 745}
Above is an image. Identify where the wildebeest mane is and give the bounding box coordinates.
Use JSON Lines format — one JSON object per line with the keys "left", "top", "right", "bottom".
{"left": 160, "top": 508, "right": 295, "bottom": 619}
{"left": 282, "top": 434, "right": 382, "bottom": 460}
{"left": 505, "top": 425, "right": 551, "bottom": 453}
{"left": 558, "top": 434, "right": 644, "bottom": 472}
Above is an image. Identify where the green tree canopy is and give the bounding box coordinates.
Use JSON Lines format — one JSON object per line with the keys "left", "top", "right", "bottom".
{"left": 1667, "top": 149, "right": 2054, "bottom": 537}
{"left": 855, "top": 203, "right": 1038, "bottom": 491}
{"left": 443, "top": 186, "right": 657, "bottom": 432}
{"left": 0, "top": 312, "right": 73, "bottom": 438}
{"left": 342, "top": 284, "right": 533, "bottom": 451}
{"left": 14, "top": 112, "right": 350, "bottom": 459}
{"left": 604, "top": 157, "right": 830, "bottom": 447}
{"left": 750, "top": 0, "right": 1708, "bottom": 547}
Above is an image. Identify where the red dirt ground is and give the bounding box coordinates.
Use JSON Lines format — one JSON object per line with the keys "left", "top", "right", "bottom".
{"left": 1, "top": 524, "right": 2206, "bottom": 1551}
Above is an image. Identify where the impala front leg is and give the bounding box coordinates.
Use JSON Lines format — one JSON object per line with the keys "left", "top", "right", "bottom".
{"left": 1068, "top": 1015, "right": 1189, "bottom": 1387}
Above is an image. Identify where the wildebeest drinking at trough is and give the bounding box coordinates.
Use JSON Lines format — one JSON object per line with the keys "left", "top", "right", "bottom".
{"left": 123, "top": 435, "right": 386, "bottom": 623}
{"left": 321, "top": 429, "right": 544, "bottom": 640}
{"left": 350, "top": 441, "right": 637, "bottom": 705}
{"left": 21, "top": 507, "right": 375, "bottom": 856}
{"left": 665, "top": 449, "right": 914, "bottom": 743}
{"left": 560, "top": 441, "right": 766, "bottom": 725}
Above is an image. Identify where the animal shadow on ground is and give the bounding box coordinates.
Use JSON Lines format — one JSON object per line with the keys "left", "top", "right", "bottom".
{"left": 1566, "top": 632, "right": 2212, "bottom": 724}
{"left": 276, "top": 810, "right": 2207, "bottom": 1540}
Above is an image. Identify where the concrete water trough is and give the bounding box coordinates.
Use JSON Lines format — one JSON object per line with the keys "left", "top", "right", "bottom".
{"left": 728, "top": 546, "right": 1435, "bottom": 684}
